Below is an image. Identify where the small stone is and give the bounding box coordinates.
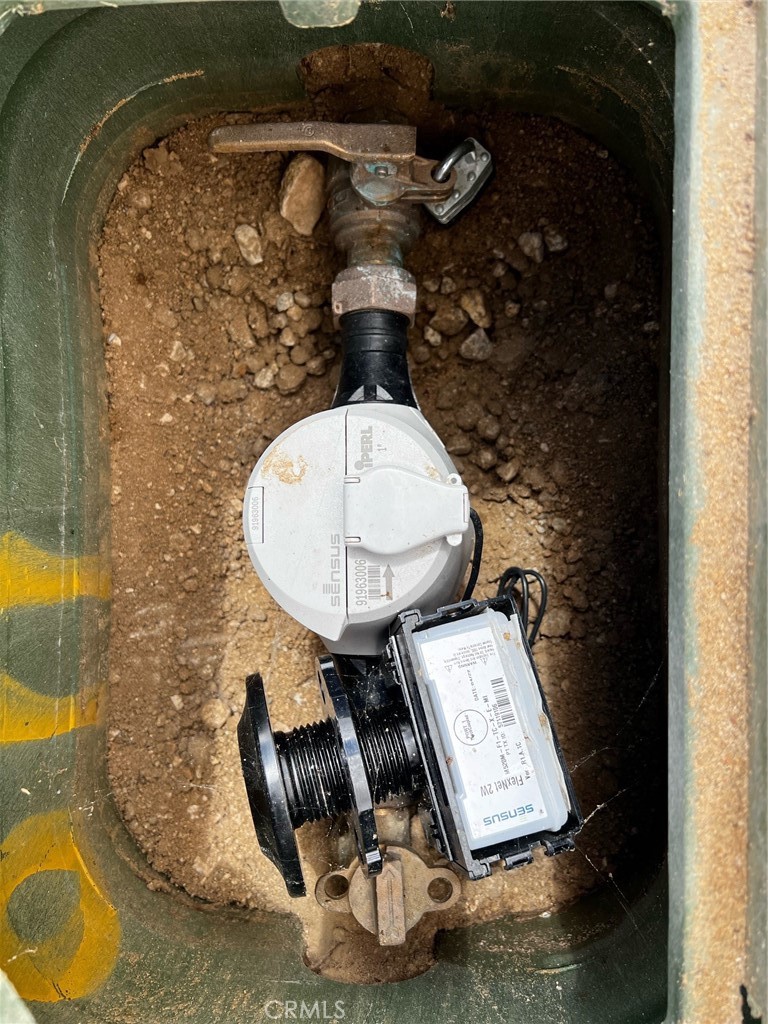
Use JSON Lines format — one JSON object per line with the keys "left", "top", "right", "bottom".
{"left": 294, "top": 291, "right": 312, "bottom": 309}
{"left": 491, "top": 260, "right": 508, "bottom": 278}
{"left": 476, "top": 414, "right": 501, "bottom": 442}
{"left": 227, "top": 309, "right": 254, "bottom": 347}
{"left": 306, "top": 356, "right": 326, "bottom": 376}
{"left": 254, "top": 367, "right": 276, "bottom": 390}
{"left": 440, "top": 276, "right": 458, "bottom": 295}
{"left": 525, "top": 466, "right": 549, "bottom": 492}
{"left": 604, "top": 281, "right": 620, "bottom": 301}
{"left": 169, "top": 339, "right": 188, "bottom": 364}
{"left": 541, "top": 608, "right": 571, "bottom": 639}
{"left": 543, "top": 225, "right": 568, "bottom": 253}
{"left": 474, "top": 447, "right": 497, "bottom": 471}
{"left": 170, "top": 694, "right": 184, "bottom": 711}
{"left": 275, "top": 364, "right": 307, "bottom": 395}
{"left": 504, "top": 300, "right": 521, "bottom": 319}
{"left": 129, "top": 189, "right": 152, "bottom": 210}
{"left": 107, "top": 332, "right": 122, "bottom": 346}
{"left": 455, "top": 399, "right": 485, "bottom": 432}
{"left": 185, "top": 227, "right": 207, "bottom": 252}
{"left": 549, "top": 459, "right": 571, "bottom": 487}
{"left": 290, "top": 344, "right": 311, "bottom": 366}
{"left": 424, "top": 325, "right": 442, "bottom": 348}
{"left": 200, "top": 698, "right": 229, "bottom": 731}
{"left": 159, "top": 412, "right": 174, "bottom": 424}
{"left": 217, "top": 379, "right": 247, "bottom": 403}
{"left": 429, "top": 302, "right": 468, "bottom": 337}
{"left": 446, "top": 433, "right": 472, "bottom": 456}
{"left": 196, "top": 382, "right": 217, "bottom": 406}
{"left": 412, "top": 344, "right": 431, "bottom": 364}
{"left": 234, "top": 224, "right": 264, "bottom": 266}
{"left": 496, "top": 459, "right": 520, "bottom": 483}
{"left": 422, "top": 275, "right": 440, "bottom": 293}
{"left": 459, "top": 288, "right": 492, "bottom": 329}
{"left": 276, "top": 291, "right": 294, "bottom": 312}
{"left": 279, "top": 154, "right": 325, "bottom": 236}
{"left": 226, "top": 266, "right": 251, "bottom": 297}
{"left": 460, "top": 327, "right": 493, "bottom": 362}
{"left": 517, "top": 231, "right": 545, "bottom": 264}
{"left": 143, "top": 143, "right": 169, "bottom": 173}
{"left": 279, "top": 327, "right": 297, "bottom": 348}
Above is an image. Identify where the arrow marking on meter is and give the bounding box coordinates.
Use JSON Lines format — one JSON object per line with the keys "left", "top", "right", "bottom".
{"left": 383, "top": 564, "right": 394, "bottom": 599}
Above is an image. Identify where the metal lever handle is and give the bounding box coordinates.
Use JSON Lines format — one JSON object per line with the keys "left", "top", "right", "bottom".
{"left": 208, "top": 120, "right": 455, "bottom": 208}
{"left": 209, "top": 121, "right": 417, "bottom": 163}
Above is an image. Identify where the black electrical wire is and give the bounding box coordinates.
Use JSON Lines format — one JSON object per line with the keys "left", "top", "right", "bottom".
{"left": 496, "top": 566, "right": 548, "bottom": 645}
{"left": 461, "top": 508, "right": 484, "bottom": 602}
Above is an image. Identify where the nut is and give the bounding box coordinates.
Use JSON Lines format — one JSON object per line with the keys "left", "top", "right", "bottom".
{"left": 332, "top": 265, "right": 417, "bottom": 327}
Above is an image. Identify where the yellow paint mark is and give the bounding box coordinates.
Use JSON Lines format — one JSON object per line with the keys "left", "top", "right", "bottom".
{"left": 0, "top": 811, "right": 120, "bottom": 1002}
{"left": 0, "top": 533, "right": 110, "bottom": 610}
{"left": 1, "top": 674, "right": 103, "bottom": 744}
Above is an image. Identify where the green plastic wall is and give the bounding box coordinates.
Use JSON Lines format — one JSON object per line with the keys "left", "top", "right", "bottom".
{"left": 0, "top": 1, "right": 757, "bottom": 1022}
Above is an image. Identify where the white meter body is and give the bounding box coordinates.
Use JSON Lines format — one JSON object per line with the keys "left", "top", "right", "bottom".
{"left": 243, "top": 404, "right": 472, "bottom": 655}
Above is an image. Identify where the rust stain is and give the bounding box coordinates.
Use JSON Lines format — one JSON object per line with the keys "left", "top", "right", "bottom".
{"left": 261, "top": 447, "right": 309, "bottom": 485}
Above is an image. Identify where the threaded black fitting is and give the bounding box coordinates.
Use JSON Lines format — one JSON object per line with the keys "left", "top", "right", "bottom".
{"left": 332, "top": 309, "right": 417, "bottom": 408}
{"left": 276, "top": 706, "right": 421, "bottom": 828}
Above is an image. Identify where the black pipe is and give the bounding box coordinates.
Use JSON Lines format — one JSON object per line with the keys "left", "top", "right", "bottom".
{"left": 331, "top": 308, "right": 417, "bottom": 408}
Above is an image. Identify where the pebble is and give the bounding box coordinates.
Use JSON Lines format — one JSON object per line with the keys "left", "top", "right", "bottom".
{"left": 446, "top": 433, "right": 472, "bottom": 456}
{"left": 253, "top": 367, "right": 276, "bottom": 390}
{"left": 129, "top": 189, "right": 152, "bottom": 210}
{"left": 279, "top": 327, "right": 298, "bottom": 348}
{"left": 543, "top": 225, "right": 568, "bottom": 253}
{"left": 159, "top": 412, "right": 174, "bottom": 424}
{"left": 412, "top": 345, "right": 431, "bottom": 364}
{"left": 290, "top": 344, "right": 311, "bottom": 366}
{"left": 279, "top": 154, "right": 325, "bottom": 236}
{"left": 422, "top": 275, "right": 440, "bottom": 293}
{"left": 476, "top": 414, "right": 501, "bottom": 442}
{"left": 525, "top": 466, "right": 550, "bottom": 492}
{"left": 200, "top": 698, "right": 229, "bottom": 731}
{"left": 306, "top": 355, "right": 326, "bottom": 376}
{"left": 491, "top": 260, "right": 507, "bottom": 278}
{"left": 496, "top": 459, "right": 520, "bottom": 483}
{"left": 275, "top": 364, "right": 307, "bottom": 395}
{"left": 541, "top": 607, "right": 571, "bottom": 639}
{"left": 460, "top": 327, "right": 493, "bottom": 362}
{"left": 276, "top": 291, "right": 294, "bottom": 312}
{"left": 227, "top": 310, "right": 254, "bottom": 347}
{"left": 474, "top": 448, "right": 497, "bottom": 471}
{"left": 107, "top": 332, "right": 122, "bottom": 346}
{"left": 429, "top": 303, "right": 468, "bottom": 337}
{"left": 504, "top": 300, "right": 521, "bottom": 319}
{"left": 604, "top": 281, "right": 620, "bottom": 301}
{"left": 455, "top": 399, "right": 484, "bottom": 431}
{"left": 440, "top": 276, "right": 458, "bottom": 295}
{"left": 517, "top": 231, "right": 545, "bottom": 264}
{"left": 234, "top": 224, "right": 264, "bottom": 266}
{"left": 459, "top": 288, "right": 492, "bottom": 329}
{"left": 170, "top": 694, "right": 184, "bottom": 711}
{"left": 196, "top": 382, "right": 217, "bottom": 406}
{"left": 424, "top": 325, "right": 442, "bottom": 348}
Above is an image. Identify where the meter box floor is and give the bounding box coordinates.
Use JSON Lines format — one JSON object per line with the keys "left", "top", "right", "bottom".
{"left": 0, "top": 2, "right": 764, "bottom": 1024}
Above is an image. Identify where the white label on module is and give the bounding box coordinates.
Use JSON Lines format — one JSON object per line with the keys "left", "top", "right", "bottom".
{"left": 418, "top": 621, "right": 549, "bottom": 846}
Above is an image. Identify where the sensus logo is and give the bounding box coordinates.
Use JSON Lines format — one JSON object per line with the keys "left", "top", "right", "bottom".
{"left": 264, "top": 1000, "right": 345, "bottom": 1020}
{"left": 483, "top": 803, "right": 534, "bottom": 828}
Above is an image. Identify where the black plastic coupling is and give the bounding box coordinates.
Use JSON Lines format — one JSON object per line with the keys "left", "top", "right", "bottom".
{"left": 238, "top": 657, "right": 422, "bottom": 897}
{"left": 331, "top": 309, "right": 417, "bottom": 408}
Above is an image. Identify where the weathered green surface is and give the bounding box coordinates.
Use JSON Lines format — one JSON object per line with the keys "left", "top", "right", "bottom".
{"left": 0, "top": 1, "right": 760, "bottom": 1022}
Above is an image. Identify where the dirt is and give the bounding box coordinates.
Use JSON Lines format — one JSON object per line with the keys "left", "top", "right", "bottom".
{"left": 101, "top": 100, "right": 664, "bottom": 984}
